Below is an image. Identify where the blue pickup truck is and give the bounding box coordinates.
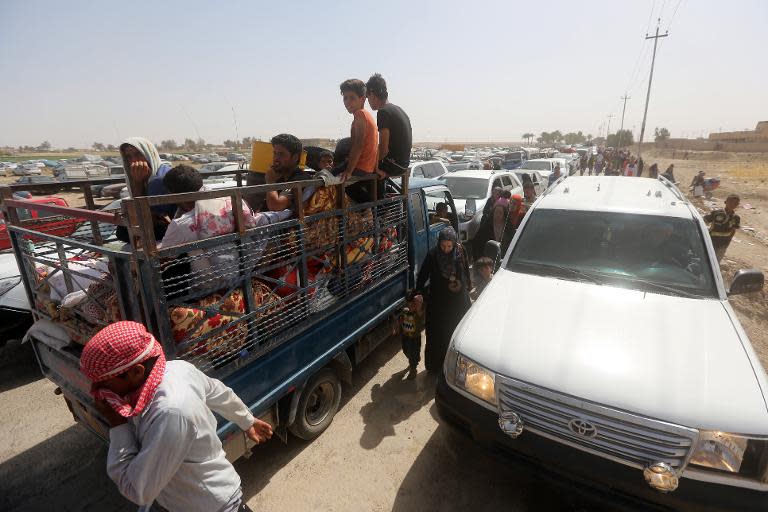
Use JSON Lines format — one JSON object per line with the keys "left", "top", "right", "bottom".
{"left": 1, "top": 174, "right": 458, "bottom": 460}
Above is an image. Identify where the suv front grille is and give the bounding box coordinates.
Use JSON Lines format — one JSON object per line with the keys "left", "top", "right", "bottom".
{"left": 497, "top": 375, "right": 697, "bottom": 471}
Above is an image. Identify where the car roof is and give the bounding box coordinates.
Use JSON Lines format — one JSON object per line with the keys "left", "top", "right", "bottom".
{"left": 408, "top": 177, "right": 446, "bottom": 190}
{"left": 443, "top": 169, "right": 507, "bottom": 179}
{"left": 537, "top": 176, "right": 693, "bottom": 219}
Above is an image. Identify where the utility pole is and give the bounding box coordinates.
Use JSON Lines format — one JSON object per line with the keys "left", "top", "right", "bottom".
{"left": 638, "top": 18, "right": 669, "bottom": 160}
{"left": 606, "top": 114, "right": 615, "bottom": 145}
{"left": 618, "top": 94, "right": 631, "bottom": 148}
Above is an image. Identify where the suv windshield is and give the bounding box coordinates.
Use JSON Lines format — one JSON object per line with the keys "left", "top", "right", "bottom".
{"left": 521, "top": 161, "right": 552, "bottom": 171}
{"left": 442, "top": 177, "right": 489, "bottom": 199}
{"left": 506, "top": 209, "right": 717, "bottom": 298}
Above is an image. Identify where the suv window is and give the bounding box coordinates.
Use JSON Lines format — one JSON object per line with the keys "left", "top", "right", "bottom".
{"left": 492, "top": 178, "right": 502, "bottom": 191}
{"left": 501, "top": 176, "right": 513, "bottom": 189}
{"left": 411, "top": 164, "right": 425, "bottom": 178}
{"left": 507, "top": 210, "right": 717, "bottom": 298}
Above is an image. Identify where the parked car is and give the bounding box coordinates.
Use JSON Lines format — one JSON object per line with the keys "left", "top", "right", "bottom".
{"left": 440, "top": 170, "right": 522, "bottom": 243}
{"left": 15, "top": 175, "right": 59, "bottom": 186}
{"left": 409, "top": 160, "right": 449, "bottom": 180}
{"left": 437, "top": 175, "right": 767, "bottom": 511}
{"left": 13, "top": 164, "right": 42, "bottom": 176}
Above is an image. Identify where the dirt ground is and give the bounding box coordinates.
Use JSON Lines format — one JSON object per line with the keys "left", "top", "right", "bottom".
{"left": 0, "top": 335, "right": 595, "bottom": 512}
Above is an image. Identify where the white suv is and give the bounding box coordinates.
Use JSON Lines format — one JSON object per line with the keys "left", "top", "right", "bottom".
{"left": 436, "top": 176, "right": 767, "bottom": 511}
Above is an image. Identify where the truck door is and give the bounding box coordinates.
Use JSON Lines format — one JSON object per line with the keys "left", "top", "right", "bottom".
{"left": 408, "top": 190, "right": 428, "bottom": 287}
{"left": 424, "top": 187, "right": 459, "bottom": 250}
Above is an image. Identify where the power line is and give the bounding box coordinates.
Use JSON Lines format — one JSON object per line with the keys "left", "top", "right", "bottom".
{"left": 638, "top": 18, "right": 670, "bottom": 160}
{"left": 666, "top": 0, "right": 685, "bottom": 31}
{"left": 645, "top": 0, "right": 657, "bottom": 34}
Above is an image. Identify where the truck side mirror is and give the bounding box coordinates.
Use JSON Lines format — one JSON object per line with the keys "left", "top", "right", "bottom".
{"left": 728, "top": 269, "right": 764, "bottom": 296}
{"left": 485, "top": 240, "right": 501, "bottom": 262}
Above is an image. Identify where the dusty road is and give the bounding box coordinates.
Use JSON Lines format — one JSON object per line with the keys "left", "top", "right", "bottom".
{"left": 1, "top": 336, "right": 594, "bottom": 512}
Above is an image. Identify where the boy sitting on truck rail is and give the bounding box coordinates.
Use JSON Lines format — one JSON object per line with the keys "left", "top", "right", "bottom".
{"left": 81, "top": 321, "right": 272, "bottom": 512}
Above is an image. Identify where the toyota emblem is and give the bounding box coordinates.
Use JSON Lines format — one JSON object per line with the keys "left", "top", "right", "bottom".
{"left": 568, "top": 418, "right": 597, "bottom": 438}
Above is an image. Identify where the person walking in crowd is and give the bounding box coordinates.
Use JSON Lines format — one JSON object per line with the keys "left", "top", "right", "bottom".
{"left": 81, "top": 321, "right": 273, "bottom": 512}
{"left": 647, "top": 162, "right": 659, "bottom": 179}
{"left": 661, "top": 163, "right": 676, "bottom": 183}
{"left": 400, "top": 290, "right": 425, "bottom": 380}
{"left": 548, "top": 164, "right": 562, "bottom": 187}
{"left": 365, "top": 73, "right": 412, "bottom": 180}
{"left": 415, "top": 227, "right": 471, "bottom": 373}
{"left": 470, "top": 256, "right": 494, "bottom": 300}
{"left": 704, "top": 194, "right": 741, "bottom": 263}
{"left": 625, "top": 158, "right": 638, "bottom": 177}
{"left": 335, "top": 79, "right": 378, "bottom": 203}
{"left": 690, "top": 171, "right": 706, "bottom": 197}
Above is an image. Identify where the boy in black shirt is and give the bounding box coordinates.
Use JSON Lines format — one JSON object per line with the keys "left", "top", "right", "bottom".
{"left": 704, "top": 194, "right": 741, "bottom": 263}
{"left": 365, "top": 73, "right": 412, "bottom": 179}
{"left": 401, "top": 290, "right": 424, "bottom": 380}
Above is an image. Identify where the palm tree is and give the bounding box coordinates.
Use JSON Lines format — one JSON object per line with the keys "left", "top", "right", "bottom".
{"left": 522, "top": 132, "right": 534, "bottom": 145}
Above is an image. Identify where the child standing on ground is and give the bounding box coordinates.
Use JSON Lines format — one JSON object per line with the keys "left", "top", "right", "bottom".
{"left": 401, "top": 290, "right": 424, "bottom": 380}
{"left": 704, "top": 194, "right": 741, "bottom": 263}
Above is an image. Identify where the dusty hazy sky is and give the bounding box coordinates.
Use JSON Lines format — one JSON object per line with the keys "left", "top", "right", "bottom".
{"left": 1, "top": 0, "right": 766, "bottom": 148}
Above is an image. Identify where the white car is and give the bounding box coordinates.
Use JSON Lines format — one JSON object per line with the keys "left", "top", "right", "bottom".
{"left": 440, "top": 170, "right": 522, "bottom": 243}
{"left": 518, "top": 158, "right": 565, "bottom": 186}
{"left": 408, "top": 160, "right": 448, "bottom": 180}
{"left": 436, "top": 176, "right": 767, "bottom": 511}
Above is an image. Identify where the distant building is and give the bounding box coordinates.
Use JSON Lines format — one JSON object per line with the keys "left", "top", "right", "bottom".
{"left": 709, "top": 121, "right": 768, "bottom": 143}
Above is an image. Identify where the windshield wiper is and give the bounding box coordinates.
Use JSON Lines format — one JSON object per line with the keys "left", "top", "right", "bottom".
{"left": 513, "top": 261, "right": 604, "bottom": 285}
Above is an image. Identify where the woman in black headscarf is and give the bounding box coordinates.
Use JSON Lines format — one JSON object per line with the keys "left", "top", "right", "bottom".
{"left": 415, "top": 227, "right": 472, "bottom": 373}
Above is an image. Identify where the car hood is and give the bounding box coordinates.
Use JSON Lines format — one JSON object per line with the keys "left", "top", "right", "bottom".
{"left": 0, "top": 251, "right": 29, "bottom": 311}
{"left": 454, "top": 270, "right": 768, "bottom": 433}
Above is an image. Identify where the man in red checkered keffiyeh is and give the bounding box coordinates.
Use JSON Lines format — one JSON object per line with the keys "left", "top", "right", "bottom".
{"left": 79, "top": 321, "right": 272, "bottom": 512}
{"left": 80, "top": 321, "right": 166, "bottom": 418}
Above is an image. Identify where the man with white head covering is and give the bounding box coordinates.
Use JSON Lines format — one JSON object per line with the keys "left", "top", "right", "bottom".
{"left": 116, "top": 137, "right": 175, "bottom": 242}
{"left": 81, "top": 321, "right": 272, "bottom": 512}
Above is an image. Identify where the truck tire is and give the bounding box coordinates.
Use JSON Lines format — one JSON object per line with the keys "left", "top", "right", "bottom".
{"left": 289, "top": 368, "right": 342, "bottom": 441}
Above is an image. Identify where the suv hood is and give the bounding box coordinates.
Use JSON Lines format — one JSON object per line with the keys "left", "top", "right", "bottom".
{"left": 0, "top": 251, "right": 29, "bottom": 311}
{"left": 455, "top": 270, "right": 768, "bottom": 433}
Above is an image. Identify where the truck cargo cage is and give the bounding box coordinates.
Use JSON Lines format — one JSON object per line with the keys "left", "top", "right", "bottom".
{"left": 1, "top": 174, "right": 408, "bottom": 380}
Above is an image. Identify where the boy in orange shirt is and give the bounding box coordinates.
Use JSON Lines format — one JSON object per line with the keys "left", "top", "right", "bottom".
{"left": 336, "top": 78, "right": 379, "bottom": 202}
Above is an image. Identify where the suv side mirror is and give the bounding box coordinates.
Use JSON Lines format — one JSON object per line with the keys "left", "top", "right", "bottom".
{"left": 485, "top": 240, "right": 501, "bottom": 262}
{"left": 728, "top": 269, "right": 764, "bottom": 296}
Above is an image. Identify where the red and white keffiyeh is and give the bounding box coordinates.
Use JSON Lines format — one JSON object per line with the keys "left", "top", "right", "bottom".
{"left": 80, "top": 321, "right": 166, "bottom": 418}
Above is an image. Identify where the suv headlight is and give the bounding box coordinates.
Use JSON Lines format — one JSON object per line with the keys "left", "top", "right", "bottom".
{"left": 689, "top": 431, "right": 768, "bottom": 481}
{"left": 445, "top": 349, "right": 497, "bottom": 405}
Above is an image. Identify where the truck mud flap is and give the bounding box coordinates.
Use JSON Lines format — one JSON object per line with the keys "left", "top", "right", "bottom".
{"left": 223, "top": 404, "right": 280, "bottom": 462}
{"left": 353, "top": 313, "right": 399, "bottom": 365}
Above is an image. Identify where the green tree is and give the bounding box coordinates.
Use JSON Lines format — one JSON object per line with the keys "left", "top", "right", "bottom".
{"left": 607, "top": 129, "right": 634, "bottom": 148}
{"left": 654, "top": 127, "right": 670, "bottom": 142}
{"left": 92, "top": 142, "right": 106, "bottom": 151}
{"left": 196, "top": 138, "right": 206, "bottom": 149}
{"left": 564, "top": 131, "right": 587, "bottom": 145}
{"left": 184, "top": 138, "right": 197, "bottom": 150}
{"left": 522, "top": 133, "right": 534, "bottom": 145}
{"left": 38, "top": 141, "right": 52, "bottom": 151}
{"left": 160, "top": 139, "right": 178, "bottom": 150}
{"left": 106, "top": 144, "right": 117, "bottom": 151}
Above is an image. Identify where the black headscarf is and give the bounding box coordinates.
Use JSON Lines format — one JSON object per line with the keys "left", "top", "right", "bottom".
{"left": 436, "top": 227, "right": 465, "bottom": 291}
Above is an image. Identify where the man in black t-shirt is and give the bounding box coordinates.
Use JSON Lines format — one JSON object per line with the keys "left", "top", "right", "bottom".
{"left": 365, "top": 73, "right": 412, "bottom": 179}
{"left": 263, "top": 133, "right": 315, "bottom": 212}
